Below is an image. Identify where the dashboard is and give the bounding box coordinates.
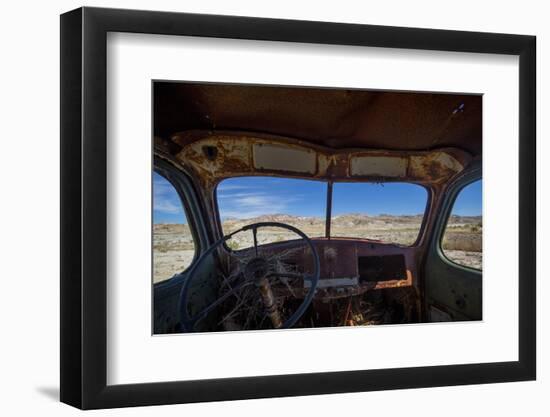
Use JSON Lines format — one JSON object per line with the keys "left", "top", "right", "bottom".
{"left": 254, "top": 238, "right": 417, "bottom": 301}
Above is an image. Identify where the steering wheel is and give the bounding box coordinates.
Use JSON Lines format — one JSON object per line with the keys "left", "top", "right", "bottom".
{"left": 178, "top": 222, "right": 320, "bottom": 332}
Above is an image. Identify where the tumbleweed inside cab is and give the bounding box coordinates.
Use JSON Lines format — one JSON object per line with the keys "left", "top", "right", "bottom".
{"left": 153, "top": 83, "right": 482, "bottom": 333}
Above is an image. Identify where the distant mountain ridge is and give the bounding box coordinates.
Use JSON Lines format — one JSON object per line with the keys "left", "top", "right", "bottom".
{"left": 220, "top": 213, "right": 481, "bottom": 223}
{"left": 154, "top": 213, "right": 481, "bottom": 227}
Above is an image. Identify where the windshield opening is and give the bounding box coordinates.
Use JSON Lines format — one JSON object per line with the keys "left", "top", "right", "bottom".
{"left": 331, "top": 182, "right": 427, "bottom": 246}
{"left": 216, "top": 177, "right": 427, "bottom": 248}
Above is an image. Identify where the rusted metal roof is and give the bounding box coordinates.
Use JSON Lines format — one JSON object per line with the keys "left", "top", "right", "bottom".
{"left": 154, "top": 82, "right": 482, "bottom": 157}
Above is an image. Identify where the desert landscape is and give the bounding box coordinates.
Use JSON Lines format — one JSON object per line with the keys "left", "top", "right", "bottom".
{"left": 153, "top": 214, "right": 481, "bottom": 283}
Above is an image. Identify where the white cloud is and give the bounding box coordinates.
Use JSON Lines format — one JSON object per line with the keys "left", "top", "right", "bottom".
{"left": 219, "top": 191, "right": 298, "bottom": 219}
{"left": 153, "top": 174, "right": 183, "bottom": 215}
{"left": 154, "top": 198, "right": 182, "bottom": 214}
{"left": 217, "top": 192, "right": 265, "bottom": 200}
{"left": 216, "top": 183, "right": 253, "bottom": 192}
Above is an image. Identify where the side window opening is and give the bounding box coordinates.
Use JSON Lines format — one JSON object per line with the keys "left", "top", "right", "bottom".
{"left": 153, "top": 171, "right": 196, "bottom": 283}
{"left": 441, "top": 179, "right": 482, "bottom": 270}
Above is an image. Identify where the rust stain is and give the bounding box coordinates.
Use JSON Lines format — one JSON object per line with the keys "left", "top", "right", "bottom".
{"left": 409, "top": 151, "right": 466, "bottom": 184}
{"left": 167, "top": 130, "right": 471, "bottom": 186}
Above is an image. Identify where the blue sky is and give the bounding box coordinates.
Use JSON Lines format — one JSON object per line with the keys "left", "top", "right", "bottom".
{"left": 153, "top": 173, "right": 188, "bottom": 224}
{"left": 451, "top": 180, "right": 482, "bottom": 216}
{"left": 153, "top": 174, "right": 482, "bottom": 224}
{"left": 332, "top": 182, "right": 427, "bottom": 216}
{"left": 217, "top": 177, "right": 326, "bottom": 219}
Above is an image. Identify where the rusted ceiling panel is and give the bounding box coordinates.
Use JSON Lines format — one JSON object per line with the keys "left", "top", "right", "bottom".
{"left": 154, "top": 82, "right": 482, "bottom": 156}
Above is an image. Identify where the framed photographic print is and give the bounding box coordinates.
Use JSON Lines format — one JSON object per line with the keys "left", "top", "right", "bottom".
{"left": 60, "top": 6, "right": 536, "bottom": 409}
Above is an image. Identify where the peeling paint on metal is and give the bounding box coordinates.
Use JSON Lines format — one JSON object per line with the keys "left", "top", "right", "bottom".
{"left": 170, "top": 131, "right": 471, "bottom": 186}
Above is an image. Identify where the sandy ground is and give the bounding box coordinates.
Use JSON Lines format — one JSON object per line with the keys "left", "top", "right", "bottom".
{"left": 153, "top": 214, "right": 482, "bottom": 283}
{"left": 443, "top": 250, "right": 482, "bottom": 270}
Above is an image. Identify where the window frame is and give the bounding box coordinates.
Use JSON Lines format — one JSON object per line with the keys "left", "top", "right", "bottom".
{"left": 437, "top": 175, "right": 483, "bottom": 272}
{"left": 153, "top": 159, "right": 205, "bottom": 281}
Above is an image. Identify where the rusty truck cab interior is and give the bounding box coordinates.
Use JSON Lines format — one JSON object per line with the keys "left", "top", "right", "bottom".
{"left": 153, "top": 83, "right": 482, "bottom": 333}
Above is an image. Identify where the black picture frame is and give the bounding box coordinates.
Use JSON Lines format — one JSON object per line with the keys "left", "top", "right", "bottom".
{"left": 60, "top": 6, "right": 536, "bottom": 410}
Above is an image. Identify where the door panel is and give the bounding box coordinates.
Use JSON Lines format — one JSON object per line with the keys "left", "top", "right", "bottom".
{"left": 153, "top": 159, "right": 219, "bottom": 333}
{"left": 425, "top": 165, "right": 482, "bottom": 321}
